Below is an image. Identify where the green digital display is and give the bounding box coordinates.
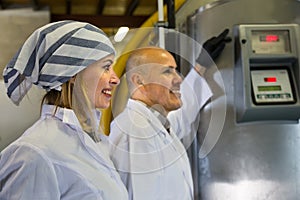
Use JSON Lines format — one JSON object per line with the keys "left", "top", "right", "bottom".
{"left": 257, "top": 85, "right": 282, "bottom": 92}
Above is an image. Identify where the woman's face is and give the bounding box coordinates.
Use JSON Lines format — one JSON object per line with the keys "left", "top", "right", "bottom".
{"left": 80, "top": 54, "right": 120, "bottom": 109}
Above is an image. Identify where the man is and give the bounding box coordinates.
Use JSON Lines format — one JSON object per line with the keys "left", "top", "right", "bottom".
{"left": 109, "top": 30, "right": 229, "bottom": 200}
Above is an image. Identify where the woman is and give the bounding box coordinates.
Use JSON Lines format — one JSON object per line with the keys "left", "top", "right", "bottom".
{"left": 0, "top": 20, "right": 128, "bottom": 199}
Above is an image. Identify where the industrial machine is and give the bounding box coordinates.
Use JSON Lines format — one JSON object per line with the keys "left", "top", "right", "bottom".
{"left": 177, "top": 0, "right": 300, "bottom": 199}
{"left": 235, "top": 24, "right": 300, "bottom": 122}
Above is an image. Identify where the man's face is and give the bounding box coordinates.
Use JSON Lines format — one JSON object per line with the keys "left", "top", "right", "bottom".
{"left": 142, "top": 52, "right": 183, "bottom": 113}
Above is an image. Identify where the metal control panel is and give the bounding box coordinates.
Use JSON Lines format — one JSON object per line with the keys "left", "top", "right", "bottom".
{"left": 234, "top": 24, "right": 300, "bottom": 122}
{"left": 251, "top": 69, "right": 294, "bottom": 104}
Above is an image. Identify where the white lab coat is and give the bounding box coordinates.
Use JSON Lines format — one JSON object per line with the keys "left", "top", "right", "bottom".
{"left": 0, "top": 105, "right": 128, "bottom": 200}
{"left": 109, "top": 69, "right": 212, "bottom": 200}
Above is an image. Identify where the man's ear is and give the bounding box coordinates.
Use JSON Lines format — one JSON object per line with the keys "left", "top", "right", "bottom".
{"left": 131, "top": 73, "right": 144, "bottom": 87}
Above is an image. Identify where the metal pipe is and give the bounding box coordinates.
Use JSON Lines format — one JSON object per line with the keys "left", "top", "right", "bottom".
{"left": 157, "top": 0, "right": 165, "bottom": 48}
{"left": 165, "top": 0, "right": 175, "bottom": 28}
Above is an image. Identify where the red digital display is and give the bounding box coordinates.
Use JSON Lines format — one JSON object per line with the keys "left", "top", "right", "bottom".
{"left": 266, "top": 35, "right": 279, "bottom": 42}
{"left": 260, "top": 35, "right": 279, "bottom": 42}
{"left": 264, "top": 77, "right": 277, "bottom": 82}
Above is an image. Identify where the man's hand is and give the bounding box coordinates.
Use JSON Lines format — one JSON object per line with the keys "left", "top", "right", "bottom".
{"left": 196, "top": 29, "right": 231, "bottom": 68}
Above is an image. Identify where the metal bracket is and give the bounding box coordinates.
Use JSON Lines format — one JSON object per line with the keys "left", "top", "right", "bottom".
{"left": 155, "top": 21, "right": 168, "bottom": 28}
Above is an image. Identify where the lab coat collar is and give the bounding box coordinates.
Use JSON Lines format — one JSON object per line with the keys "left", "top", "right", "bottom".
{"left": 149, "top": 107, "right": 170, "bottom": 132}
{"left": 41, "top": 104, "right": 104, "bottom": 141}
{"left": 41, "top": 104, "right": 82, "bottom": 129}
{"left": 126, "top": 99, "right": 169, "bottom": 136}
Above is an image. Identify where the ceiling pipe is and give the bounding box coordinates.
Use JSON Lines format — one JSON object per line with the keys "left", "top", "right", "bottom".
{"left": 97, "top": 0, "right": 106, "bottom": 15}
{"left": 31, "top": 0, "right": 40, "bottom": 10}
{"left": 165, "top": 0, "right": 175, "bottom": 29}
{"left": 66, "top": 0, "right": 71, "bottom": 14}
{"left": 157, "top": 0, "right": 165, "bottom": 48}
{"left": 0, "top": 0, "right": 5, "bottom": 9}
{"left": 164, "top": 0, "right": 179, "bottom": 69}
{"left": 125, "top": 0, "right": 139, "bottom": 16}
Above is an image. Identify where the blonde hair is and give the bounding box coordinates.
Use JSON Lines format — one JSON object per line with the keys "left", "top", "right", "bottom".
{"left": 41, "top": 80, "right": 73, "bottom": 112}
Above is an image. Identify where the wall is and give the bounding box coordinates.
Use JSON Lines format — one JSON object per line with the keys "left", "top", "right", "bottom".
{"left": 0, "top": 8, "right": 49, "bottom": 150}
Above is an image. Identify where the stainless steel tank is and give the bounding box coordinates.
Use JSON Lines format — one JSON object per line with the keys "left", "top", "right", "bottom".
{"left": 177, "top": 0, "right": 300, "bottom": 199}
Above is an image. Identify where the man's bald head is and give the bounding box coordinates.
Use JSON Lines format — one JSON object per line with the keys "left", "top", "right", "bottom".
{"left": 126, "top": 46, "right": 176, "bottom": 74}
{"left": 125, "top": 47, "right": 177, "bottom": 94}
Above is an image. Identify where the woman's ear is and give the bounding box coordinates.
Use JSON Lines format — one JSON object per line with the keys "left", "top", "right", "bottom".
{"left": 69, "top": 76, "right": 76, "bottom": 84}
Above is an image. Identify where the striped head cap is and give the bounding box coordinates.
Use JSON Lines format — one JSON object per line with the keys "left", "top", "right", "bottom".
{"left": 3, "top": 20, "right": 115, "bottom": 105}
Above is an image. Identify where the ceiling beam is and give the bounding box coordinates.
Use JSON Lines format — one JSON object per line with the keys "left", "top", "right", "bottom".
{"left": 125, "top": 0, "right": 139, "bottom": 16}
{"left": 51, "top": 14, "right": 148, "bottom": 28}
